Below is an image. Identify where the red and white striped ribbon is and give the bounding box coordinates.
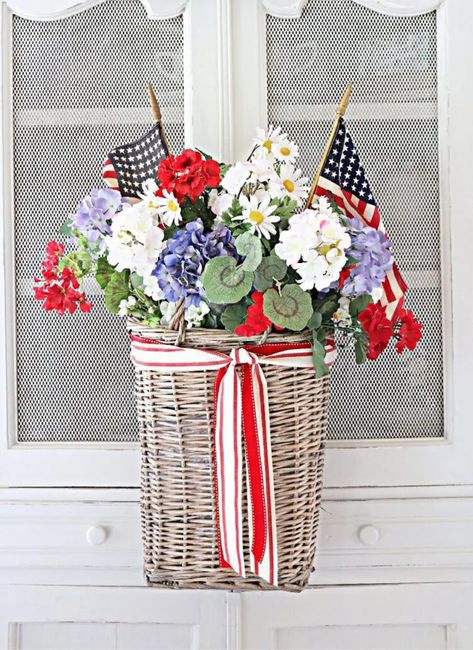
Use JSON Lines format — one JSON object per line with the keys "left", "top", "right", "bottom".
{"left": 130, "top": 334, "right": 336, "bottom": 586}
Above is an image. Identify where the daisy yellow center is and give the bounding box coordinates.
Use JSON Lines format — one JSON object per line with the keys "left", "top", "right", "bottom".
{"left": 167, "top": 199, "right": 178, "bottom": 212}
{"left": 249, "top": 210, "right": 264, "bottom": 225}
{"left": 279, "top": 146, "right": 291, "bottom": 156}
{"left": 263, "top": 139, "right": 273, "bottom": 152}
{"left": 283, "top": 179, "right": 295, "bottom": 192}
{"left": 147, "top": 199, "right": 159, "bottom": 209}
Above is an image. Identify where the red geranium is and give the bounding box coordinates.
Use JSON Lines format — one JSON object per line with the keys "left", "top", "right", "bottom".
{"left": 235, "top": 291, "right": 274, "bottom": 337}
{"left": 394, "top": 308, "right": 423, "bottom": 353}
{"left": 359, "top": 302, "right": 393, "bottom": 360}
{"left": 157, "top": 149, "right": 220, "bottom": 204}
{"left": 33, "top": 241, "right": 92, "bottom": 315}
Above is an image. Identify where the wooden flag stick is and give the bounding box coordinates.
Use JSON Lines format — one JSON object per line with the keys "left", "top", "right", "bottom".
{"left": 147, "top": 81, "right": 170, "bottom": 152}
{"left": 305, "top": 82, "right": 353, "bottom": 209}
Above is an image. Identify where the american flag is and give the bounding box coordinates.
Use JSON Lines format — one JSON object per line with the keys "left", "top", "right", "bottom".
{"left": 314, "top": 117, "right": 407, "bottom": 318}
{"left": 102, "top": 122, "right": 169, "bottom": 198}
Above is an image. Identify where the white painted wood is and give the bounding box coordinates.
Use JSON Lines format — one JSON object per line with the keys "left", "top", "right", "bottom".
{"left": 0, "top": 586, "right": 227, "bottom": 650}
{"left": 3, "top": 0, "right": 190, "bottom": 22}
{"left": 1, "top": 493, "right": 473, "bottom": 587}
{"left": 353, "top": 0, "right": 446, "bottom": 16}
{"left": 240, "top": 583, "right": 473, "bottom": 650}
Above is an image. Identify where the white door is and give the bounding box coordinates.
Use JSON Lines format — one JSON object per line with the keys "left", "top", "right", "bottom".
{"left": 230, "top": 0, "right": 473, "bottom": 489}
{"left": 0, "top": 0, "right": 229, "bottom": 486}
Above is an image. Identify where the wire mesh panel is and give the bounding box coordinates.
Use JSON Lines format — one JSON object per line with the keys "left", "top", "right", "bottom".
{"left": 12, "top": 0, "right": 184, "bottom": 443}
{"left": 266, "top": 0, "right": 443, "bottom": 440}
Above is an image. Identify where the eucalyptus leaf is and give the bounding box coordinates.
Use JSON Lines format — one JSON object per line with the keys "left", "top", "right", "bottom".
{"left": 254, "top": 253, "right": 287, "bottom": 291}
{"left": 130, "top": 272, "right": 144, "bottom": 289}
{"left": 312, "top": 334, "right": 330, "bottom": 378}
{"left": 306, "top": 310, "right": 322, "bottom": 331}
{"left": 235, "top": 232, "right": 263, "bottom": 272}
{"left": 349, "top": 294, "right": 372, "bottom": 319}
{"left": 221, "top": 302, "right": 248, "bottom": 333}
{"left": 202, "top": 257, "right": 253, "bottom": 304}
{"left": 104, "top": 270, "right": 130, "bottom": 314}
{"left": 263, "top": 284, "right": 312, "bottom": 331}
{"left": 59, "top": 219, "right": 73, "bottom": 236}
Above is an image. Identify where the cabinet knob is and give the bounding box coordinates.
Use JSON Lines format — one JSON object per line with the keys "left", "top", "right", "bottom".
{"left": 358, "top": 524, "right": 380, "bottom": 545}
{"left": 86, "top": 525, "right": 107, "bottom": 546}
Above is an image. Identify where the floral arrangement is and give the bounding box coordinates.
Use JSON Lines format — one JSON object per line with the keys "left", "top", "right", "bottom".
{"left": 34, "top": 126, "right": 422, "bottom": 376}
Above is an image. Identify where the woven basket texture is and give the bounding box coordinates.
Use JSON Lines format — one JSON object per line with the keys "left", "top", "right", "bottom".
{"left": 128, "top": 320, "right": 331, "bottom": 592}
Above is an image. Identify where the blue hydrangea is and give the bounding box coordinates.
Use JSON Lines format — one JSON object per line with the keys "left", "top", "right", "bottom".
{"left": 342, "top": 216, "right": 394, "bottom": 296}
{"left": 70, "top": 188, "right": 122, "bottom": 257}
{"left": 152, "top": 219, "right": 237, "bottom": 307}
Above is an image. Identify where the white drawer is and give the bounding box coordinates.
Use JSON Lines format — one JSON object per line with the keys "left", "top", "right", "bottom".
{"left": 1, "top": 489, "right": 473, "bottom": 586}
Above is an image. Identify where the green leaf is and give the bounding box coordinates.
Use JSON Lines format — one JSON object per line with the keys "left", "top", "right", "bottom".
{"left": 271, "top": 196, "right": 298, "bottom": 220}
{"left": 349, "top": 294, "right": 372, "bottom": 319}
{"left": 306, "top": 310, "right": 322, "bottom": 331}
{"left": 263, "top": 284, "right": 312, "bottom": 331}
{"left": 104, "top": 270, "right": 130, "bottom": 314}
{"left": 235, "top": 232, "right": 262, "bottom": 272}
{"left": 59, "top": 219, "right": 73, "bottom": 236}
{"left": 57, "top": 251, "right": 93, "bottom": 278}
{"left": 96, "top": 256, "right": 115, "bottom": 289}
{"left": 254, "top": 253, "right": 287, "bottom": 291}
{"left": 312, "top": 333, "right": 330, "bottom": 378}
{"left": 354, "top": 340, "right": 367, "bottom": 365}
{"left": 220, "top": 302, "right": 248, "bottom": 333}
{"left": 130, "top": 272, "right": 144, "bottom": 289}
{"left": 202, "top": 257, "right": 253, "bottom": 304}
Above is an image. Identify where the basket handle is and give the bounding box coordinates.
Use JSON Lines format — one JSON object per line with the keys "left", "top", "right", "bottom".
{"left": 168, "top": 298, "right": 186, "bottom": 345}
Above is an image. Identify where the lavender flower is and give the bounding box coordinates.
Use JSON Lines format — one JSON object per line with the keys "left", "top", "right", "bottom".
{"left": 342, "top": 216, "right": 393, "bottom": 296}
{"left": 152, "top": 219, "right": 237, "bottom": 307}
{"left": 70, "top": 188, "right": 122, "bottom": 257}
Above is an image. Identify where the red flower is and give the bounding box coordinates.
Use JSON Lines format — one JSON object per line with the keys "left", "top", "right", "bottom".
{"left": 338, "top": 265, "right": 354, "bottom": 288}
{"left": 359, "top": 302, "right": 393, "bottom": 360}
{"left": 157, "top": 149, "right": 221, "bottom": 204}
{"left": 394, "top": 308, "right": 423, "bottom": 353}
{"left": 33, "top": 241, "right": 92, "bottom": 315}
{"left": 235, "top": 291, "right": 273, "bottom": 337}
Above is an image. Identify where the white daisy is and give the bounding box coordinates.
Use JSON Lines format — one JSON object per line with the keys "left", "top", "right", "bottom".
{"left": 154, "top": 189, "right": 182, "bottom": 227}
{"left": 208, "top": 189, "right": 233, "bottom": 217}
{"left": 253, "top": 124, "right": 286, "bottom": 156}
{"left": 221, "top": 162, "right": 250, "bottom": 195}
{"left": 269, "top": 163, "right": 310, "bottom": 206}
{"left": 234, "top": 194, "right": 280, "bottom": 239}
{"left": 273, "top": 139, "right": 299, "bottom": 163}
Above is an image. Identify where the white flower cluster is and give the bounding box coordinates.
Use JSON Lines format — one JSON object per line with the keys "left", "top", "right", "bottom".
{"left": 138, "top": 179, "right": 182, "bottom": 227}
{"left": 275, "top": 197, "right": 351, "bottom": 291}
{"left": 104, "top": 201, "right": 165, "bottom": 301}
{"left": 160, "top": 300, "right": 210, "bottom": 329}
{"left": 208, "top": 126, "right": 310, "bottom": 240}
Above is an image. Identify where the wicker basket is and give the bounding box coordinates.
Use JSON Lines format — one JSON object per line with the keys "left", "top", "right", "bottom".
{"left": 128, "top": 320, "right": 331, "bottom": 592}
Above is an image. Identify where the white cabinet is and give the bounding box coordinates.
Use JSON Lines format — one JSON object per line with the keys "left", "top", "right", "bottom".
{"left": 0, "top": 0, "right": 472, "bottom": 649}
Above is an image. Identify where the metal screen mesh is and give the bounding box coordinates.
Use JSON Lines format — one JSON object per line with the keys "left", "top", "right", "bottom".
{"left": 12, "top": 0, "right": 184, "bottom": 443}
{"left": 266, "top": 0, "right": 443, "bottom": 439}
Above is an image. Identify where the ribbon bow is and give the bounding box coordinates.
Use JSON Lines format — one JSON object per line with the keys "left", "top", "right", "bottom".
{"left": 131, "top": 334, "right": 336, "bottom": 586}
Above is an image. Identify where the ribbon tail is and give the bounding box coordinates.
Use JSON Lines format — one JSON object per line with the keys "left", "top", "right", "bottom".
{"left": 243, "top": 364, "right": 278, "bottom": 586}
{"left": 214, "top": 363, "right": 245, "bottom": 579}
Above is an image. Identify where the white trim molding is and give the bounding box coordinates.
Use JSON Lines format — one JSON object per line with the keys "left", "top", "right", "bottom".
{"left": 353, "top": 0, "right": 446, "bottom": 16}
{"left": 262, "top": 0, "right": 308, "bottom": 18}
{"left": 2, "top": 0, "right": 190, "bottom": 21}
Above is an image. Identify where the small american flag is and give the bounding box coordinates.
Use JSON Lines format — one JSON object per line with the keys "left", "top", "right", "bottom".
{"left": 314, "top": 117, "right": 407, "bottom": 317}
{"left": 102, "top": 122, "right": 169, "bottom": 198}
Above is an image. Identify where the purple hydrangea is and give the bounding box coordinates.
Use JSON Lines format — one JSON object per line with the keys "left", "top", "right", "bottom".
{"left": 70, "top": 188, "right": 123, "bottom": 257}
{"left": 342, "top": 216, "right": 394, "bottom": 296}
{"left": 152, "top": 219, "right": 237, "bottom": 307}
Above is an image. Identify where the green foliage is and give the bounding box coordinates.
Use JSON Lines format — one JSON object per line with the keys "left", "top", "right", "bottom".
{"left": 96, "top": 256, "right": 115, "bottom": 289}
{"left": 306, "top": 310, "right": 322, "bottom": 331}
{"left": 201, "top": 257, "right": 253, "bottom": 304}
{"left": 59, "top": 219, "right": 73, "bottom": 236}
{"left": 180, "top": 196, "right": 214, "bottom": 229}
{"left": 263, "top": 284, "right": 312, "bottom": 331}
{"left": 271, "top": 196, "right": 298, "bottom": 220}
{"left": 254, "top": 252, "right": 287, "bottom": 291}
{"left": 311, "top": 332, "right": 330, "bottom": 378}
{"left": 221, "top": 302, "right": 248, "bottom": 333}
{"left": 313, "top": 293, "right": 339, "bottom": 320}
{"left": 104, "top": 269, "right": 130, "bottom": 314}
{"left": 349, "top": 294, "right": 372, "bottom": 319}
{"left": 130, "top": 272, "right": 144, "bottom": 289}
{"left": 354, "top": 340, "right": 367, "bottom": 364}
{"left": 235, "top": 232, "right": 263, "bottom": 272}
{"left": 57, "top": 251, "right": 93, "bottom": 278}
